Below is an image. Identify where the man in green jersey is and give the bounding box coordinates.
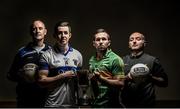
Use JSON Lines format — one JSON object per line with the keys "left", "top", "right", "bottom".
{"left": 89, "top": 28, "right": 125, "bottom": 108}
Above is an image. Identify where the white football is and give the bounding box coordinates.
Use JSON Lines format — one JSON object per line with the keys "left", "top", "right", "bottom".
{"left": 23, "top": 63, "right": 38, "bottom": 83}
{"left": 130, "top": 63, "right": 149, "bottom": 77}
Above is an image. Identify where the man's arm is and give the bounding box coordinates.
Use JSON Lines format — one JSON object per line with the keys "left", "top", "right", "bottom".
{"left": 98, "top": 57, "right": 125, "bottom": 87}
{"left": 151, "top": 58, "right": 168, "bottom": 87}
{"left": 37, "top": 51, "right": 75, "bottom": 88}
{"left": 38, "top": 69, "right": 75, "bottom": 88}
{"left": 94, "top": 71, "right": 124, "bottom": 88}
{"left": 7, "top": 53, "right": 22, "bottom": 82}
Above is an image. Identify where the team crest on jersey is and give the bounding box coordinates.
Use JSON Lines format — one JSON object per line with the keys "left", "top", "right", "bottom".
{"left": 73, "top": 59, "right": 78, "bottom": 66}
{"left": 63, "top": 57, "right": 69, "bottom": 65}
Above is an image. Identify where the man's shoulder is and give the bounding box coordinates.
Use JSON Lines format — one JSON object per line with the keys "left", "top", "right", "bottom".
{"left": 122, "top": 53, "right": 156, "bottom": 60}
{"left": 108, "top": 50, "right": 120, "bottom": 57}
{"left": 18, "top": 46, "right": 26, "bottom": 52}
{"left": 142, "top": 53, "right": 156, "bottom": 60}
{"left": 71, "top": 48, "right": 82, "bottom": 55}
{"left": 44, "top": 43, "right": 52, "bottom": 50}
{"left": 107, "top": 51, "right": 124, "bottom": 63}
{"left": 89, "top": 55, "right": 96, "bottom": 63}
{"left": 17, "top": 43, "right": 32, "bottom": 55}
{"left": 122, "top": 54, "right": 130, "bottom": 60}
{"left": 41, "top": 47, "right": 53, "bottom": 56}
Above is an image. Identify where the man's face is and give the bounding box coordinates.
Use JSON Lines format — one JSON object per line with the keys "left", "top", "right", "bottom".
{"left": 93, "top": 32, "right": 110, "bottom": 51}
{"left": 56, "top": 26, "right": 71, "bottom": 46}
{"left": 129, "top": 32, "right": 145, "bottom": 51}
{"left": 31, "top": 21, "right": 47, "bottom": 40}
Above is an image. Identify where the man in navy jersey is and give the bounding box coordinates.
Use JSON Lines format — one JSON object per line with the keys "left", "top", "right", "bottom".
{"left": 121, "top": 32, "right": 168, "bottom": 108}
{"left": 7, "top": 20, "right": 51, "bottom": 107}
{"left": 38, "top": 21, "right": 83, "bottom": 107}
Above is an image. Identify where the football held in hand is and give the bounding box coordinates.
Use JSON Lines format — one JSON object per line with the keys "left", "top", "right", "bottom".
{"left": 23, "top": 63, "right": 38, "bottom": 83}
{"left": 130, "top": 63, "right": 150, "bottom": 83}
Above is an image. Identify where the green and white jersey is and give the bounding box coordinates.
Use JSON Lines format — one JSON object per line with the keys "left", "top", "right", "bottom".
{"left": 89, "top": 49, "right": 124, "bottom": 107}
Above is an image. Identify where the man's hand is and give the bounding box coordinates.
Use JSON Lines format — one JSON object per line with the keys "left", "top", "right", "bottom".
{"left": 125, "top": 72, "right": 133, "bottom": 80}
{"left": 99, "top": 71, "right": 113, "bottom": 79}
{"left": 94, "top": 71, "right": 113, "bottom": 80}
{"left": 61, "top": 71, "right": 76, "bottom": 78}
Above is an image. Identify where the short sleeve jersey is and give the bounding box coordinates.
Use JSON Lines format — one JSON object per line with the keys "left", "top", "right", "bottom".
{"left": 89, "top": 49, "right": 124, "bottom": 107}
{"left": 122, "top": 52, "right": 168, "bottom": 107}
{"left": 39, "top": 44, "right": 83, "bottom": 107}
{"left": 7, "top": 42, "right": 51, "bottom": 107}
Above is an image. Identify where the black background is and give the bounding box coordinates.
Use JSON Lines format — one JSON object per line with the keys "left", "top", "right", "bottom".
{"left": 0, "top": 0, "right": 179, "bottom": 103}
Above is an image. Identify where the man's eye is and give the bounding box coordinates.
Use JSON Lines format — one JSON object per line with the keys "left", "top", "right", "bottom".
{"left": 129, "top": 38, "right": 133, "bottom": 41}
{"left": 32, "top": 27, "right": 44, "bottom": 31}
{"left": 59, "top": 31, "right": 68, "bottom": 34}
{"left": 136, "top": 37, "right": 141, "bottom": 41}
{"left": 64, "top": 31, "right": 68, "bottom": 34}
{"left": 58, "top": 31, "right": 63, "bottom": 35}
{"left": 39, "top": 27, "right": 43, "bottom": 30}
{"left": 95, "top": 38, "right": 100, "bottom": 41}
{"left": 102, "top": 38, "right": 107, "bottom": 41}
{"left": 58, "top": 32, "right": 62, "bottom": 34}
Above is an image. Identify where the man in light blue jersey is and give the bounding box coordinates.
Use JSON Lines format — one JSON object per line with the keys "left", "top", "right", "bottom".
{"left": 38, "top": 21, "right": 83, "bottom": 107}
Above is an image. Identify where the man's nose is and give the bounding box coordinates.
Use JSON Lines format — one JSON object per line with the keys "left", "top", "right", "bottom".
{"left": 99, "top": 39, "right": 103, "bottom": 43}
{"left": 61, "top": 33, "right": 66, "bottom": 37}
{"left": 132, "top": 40, "right": 136, "bottom": 43}
{"left": 36, "top": 28, "right": 40, "bottom": 33}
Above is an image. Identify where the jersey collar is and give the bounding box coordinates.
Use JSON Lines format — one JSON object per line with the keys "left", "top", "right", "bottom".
{"left": 94, "top": 49, "right": 112, "bottom": 60}
{"left": 26, "top": 42, "right": 50, "bottom": 51}
{"left": 54, "top": 43, "right": 73, "bottom": 56}
{"left": 130, "top": 51, "right": 144, "bottom": 58}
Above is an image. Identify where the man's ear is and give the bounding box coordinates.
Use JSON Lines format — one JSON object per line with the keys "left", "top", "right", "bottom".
{"left": 93, "top": 41, "right": 96, "bottom": 47}
{"left": 30, "top": 29, "right": 34, "bottom": 36}
{"left": 108, "top": 40, "right": 111, "bottom": 47}
{"left": 144, "top": 43, "right": 146, "bottom": 47}
{"left": 143, "top": 41, "right": 147, "bottom": 47}
{"left": 53, "top": 33, "right": 57, "bottom": 38}
{"left": 69, "top": 33, "right": 72, "bottom": 38}
{"left": 128, "top": 42, "right": 131, "bottom": 49}
{"left": 44, "top": 29, "right": 47, "bottom": 35}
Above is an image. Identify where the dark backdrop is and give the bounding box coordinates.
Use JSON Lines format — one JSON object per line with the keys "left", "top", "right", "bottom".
{"left": 0, "top": 0, "right": 179, "bottom": 104}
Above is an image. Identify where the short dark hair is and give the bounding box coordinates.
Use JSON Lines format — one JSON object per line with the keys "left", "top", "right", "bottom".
{"left": 54, "top": 21, "right": 71, "bottom": 35}
{"left": 93, "top": 28, "right": 110, "bottom": 41}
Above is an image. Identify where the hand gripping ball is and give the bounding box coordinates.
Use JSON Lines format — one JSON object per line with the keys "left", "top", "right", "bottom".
{"left": 130, "top": 63, "right": 150, "bottom": 83}
{"left": 23, "top": 63, "right": 38, "bottom": 83}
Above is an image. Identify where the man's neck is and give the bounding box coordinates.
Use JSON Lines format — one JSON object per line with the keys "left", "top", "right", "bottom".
{"left": 96, "top": 49, "right": 107, "bottom": 60}
{"left": 57, "top": 43, "right": 69, "bottom": 54}
{"left": 33, "top": 39, "right": 44, "bottom": 47}
{"left": 131, "top": 50, "right": 143, "bottom": 57}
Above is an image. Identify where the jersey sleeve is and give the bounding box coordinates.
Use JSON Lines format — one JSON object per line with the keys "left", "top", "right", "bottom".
{"left": 39, "top": 52, "right": 50, "bottom": 71}
{"left": 152, "top": 58, "right": 168, "bottom": 87}
{"left": 7, "top": 52, "right": 22, "bottom": 82}
{"left": 111, "top": 57, "right": 125, "bottom": 78}
{"left": 77, "top": 51, "right": 83, "bottom": 70}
